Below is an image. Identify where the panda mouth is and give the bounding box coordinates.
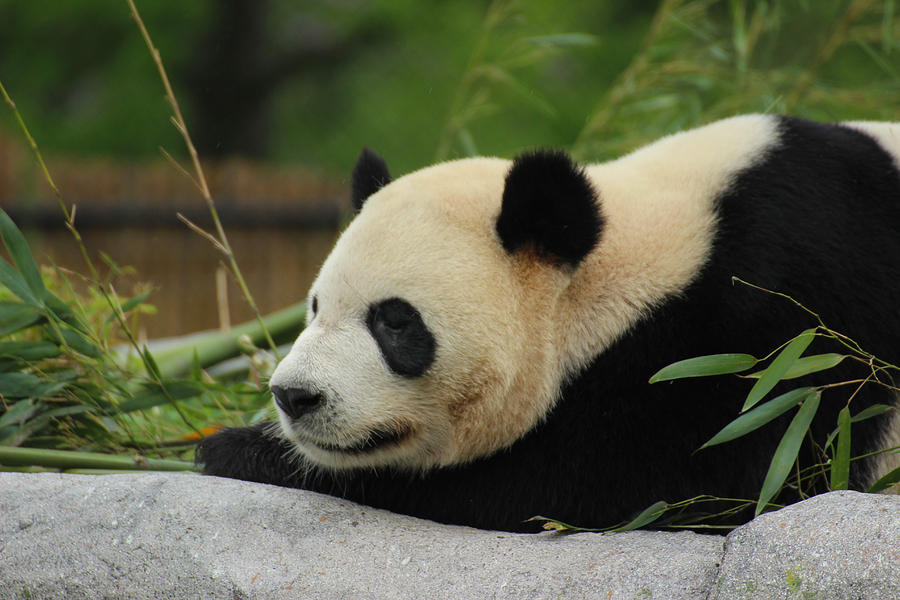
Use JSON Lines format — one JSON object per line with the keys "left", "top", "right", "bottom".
{"left": 314, "top": 423, "right": 412, "bottom": 454}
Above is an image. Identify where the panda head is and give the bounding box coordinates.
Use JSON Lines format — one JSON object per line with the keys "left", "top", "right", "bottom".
{"left": 269, "top": 147, "right": 603, "bottom": 471}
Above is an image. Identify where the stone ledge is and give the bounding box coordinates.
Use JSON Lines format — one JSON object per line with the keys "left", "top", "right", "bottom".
{"left": 0, "top": 472, "right": 896, "bottom": 599}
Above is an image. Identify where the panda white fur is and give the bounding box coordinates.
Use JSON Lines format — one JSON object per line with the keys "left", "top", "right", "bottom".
{"left": 198, "top": 115, "right": 900, "bottom": 532}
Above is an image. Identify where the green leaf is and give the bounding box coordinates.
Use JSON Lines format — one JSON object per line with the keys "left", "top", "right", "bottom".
{"left": 867, "top": 464, "right": 900, "bottom": 494}
{"left": 755, "top": 391, "right": 821, "bottom": 516}
{"left": 142, "top": 345, "right": 162, "bottom": 380}
{"left": 649, "top": 354, "right": 758, "bottom": 383}
{"left": 613, "top": 500, "right": 670, "bottom": 532}
{"left": 849, "top": 403, "right": 895, "bottom": 423}
{"left": 0, "top": 399, "right": 39, "bottom": 429}
{"left": 118, "top": 381, "right": 206, "bottom": 413}
{"left": 0, "top": 258, "right": 38, "bottom": 305}
{"left": 744, "top": 353, "right": 846, "bottom": 380}
{"left": 523, "top": 33, "right": 598, "bottom": 48}
{"left": 0, "top": 340, "right": 60, "bottom": 361}
{"left": 52, "top": 327, "right": 101, "bottom": 358}
{"left": 825, "top": 404, "right": 894, "bottom": 450}
{"left": 700, "top": 387, "right": 816, "bottom": 449}
{"left": 0, "top": 302, "right": 43, "bottom": 336}
{"left": 743, "top": 329, "right": 816, "bottom": 412}
{"left": 830, "top": 406, "right": 852, "bottom": 490}
{"left": 0, "top": 372, "right": 43, "bottom": 397}
{"left": 105, "top": 290, "right": 152, "bottom": 325}
{"left": 0, "top": 209, "right": 45, "bottom": 304}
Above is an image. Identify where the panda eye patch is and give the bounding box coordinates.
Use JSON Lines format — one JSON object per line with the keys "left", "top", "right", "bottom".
{"left": 366, "top": 298, "right": 436, "bottom": 378}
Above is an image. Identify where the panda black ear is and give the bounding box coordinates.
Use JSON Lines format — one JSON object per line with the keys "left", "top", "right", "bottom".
{"left": 496, "top": 149, "right": 603, "bottom": 268}
{"left": 351, "top": 148, "right": 392, "bottom": 212}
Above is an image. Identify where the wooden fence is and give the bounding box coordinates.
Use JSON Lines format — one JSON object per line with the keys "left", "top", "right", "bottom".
{"left": 1, "top": 135, "right": 345, "bottom": 338}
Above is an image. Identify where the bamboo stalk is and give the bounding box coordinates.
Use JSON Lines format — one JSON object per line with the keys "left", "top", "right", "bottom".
{"left": 126, "top": 0, "right": 280, "bottom": 359}
{"left": 0, "top": 446, "right": 199, "bottom": 472}
{"left": 150, "top": 300, "right": 306, "bottom": 378}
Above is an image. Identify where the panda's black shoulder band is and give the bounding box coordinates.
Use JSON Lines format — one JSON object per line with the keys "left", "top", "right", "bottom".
{"left": 496, "top": 149, "right": 603, "bottom": 268}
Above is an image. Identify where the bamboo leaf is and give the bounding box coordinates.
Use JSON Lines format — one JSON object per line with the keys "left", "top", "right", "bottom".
{"left": 0, "top": 302, "right": 43, "bottom": 337}
{"left": 744, "top": 353, "right": 846, "bottom": 380}
{"left": 613, "top": 500, "right": 670, "bottom": 532}
{"left": 523, "top": 33, "right": 598, "bottom": 48}
{"left": 0, "top": 340, "right": 60, "bottom": 361}
{"left": 867, "top": 464, "right": 900, "bottom": 494}
{"left": 849, "top": 404, "right": 894, "bottom": 423}
{"left": 0, "top": 208, "right": 46, "bottom": 304}
{"left": 0, "top": 399, "right": 38, "bottom": 428}
{"left": 649, "top": 353, "right": 758, "bottom": 383}
{"left": 51, "top": 327, "right": 101, "bottom": 358}
{"left": 755, "top": 391, "right": 821, "bottom": 516}
{"left": 700, "top": 387, "right": 816, "bottom": 449}
{"left": 743, "top": 329, "right": 816, "bottom": 412}
{"left": 830, "top": 406, "right": 851, "bottom": 491}
{"left": 105, "top": 290, "right": 152, "bottom": 324}
{"left": 118, "top": 381, "right": 206, "bottom": 413}
{"left": 825, "top": 404, "right": 896, "bottom": 451}
{"left": 0, "top": 258, "right": 38, "bottom": 305}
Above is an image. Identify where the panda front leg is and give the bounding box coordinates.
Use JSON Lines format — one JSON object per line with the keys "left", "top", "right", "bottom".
{"left": 195, "top": 422, "right": 306, "bottom": 488}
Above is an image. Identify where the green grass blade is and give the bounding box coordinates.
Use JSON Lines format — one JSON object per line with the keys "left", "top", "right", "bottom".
{"left": 867, "top": 464, "right": 900, "bottom": 494}
{"left": 743, "top": 329, "right": 816, "bottom": 412}
{"left": 613, "top": 500, "right": 670, "bottom": 532}
{"left": 649, "top": 353, "right": 758, "bottom": 383}
{"left": 0, "top": 399, "right": 38, "bottom": 429}
{"left": 744, "top": 353, "right": 846, "bottom": 380}
{"left": 830, "top": 406, "right": 851, "bottom": 491}
{"left": 700, "top": 387, "right": 816, "bottom": 450}
{"left": 104, "top": 290, "right": 152, "bottom": 325}
{"left": 118, "top": 381, "right": 206, "bottom": 413}
{"left": 0, "top": 208, "right": 45, "bottom": 304}
{"left": 755, "top": 391, "right": 821, "bottom": 516}
{"left": 0, "top": 340, "right": 60, "bottom": 361}
{"left": 0, "top": 258, "right": 38, "bottom": 306}
{"left": 0, "top": 301, "right": 43, "bottom": 336}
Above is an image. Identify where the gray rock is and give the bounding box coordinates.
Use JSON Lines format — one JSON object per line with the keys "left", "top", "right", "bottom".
{"left": 712, "top": 490, "right": 900, "bottom": 600}
{"left": 0, "top": 472, "right": 722, "bottom": 599}
{"left": 0, "top": 473, "right": 897, "bottom": 599}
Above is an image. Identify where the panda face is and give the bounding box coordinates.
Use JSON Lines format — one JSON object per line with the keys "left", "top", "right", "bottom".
{"left": 269, "top": 157, "right": 574, "bottom": 471}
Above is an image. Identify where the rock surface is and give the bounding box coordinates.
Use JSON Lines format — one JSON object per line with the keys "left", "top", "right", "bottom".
{"left": 0, "top": 472, "right": 897, "bottom": 599}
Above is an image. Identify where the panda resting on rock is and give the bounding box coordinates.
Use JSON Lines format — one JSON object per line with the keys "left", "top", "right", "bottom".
{"left": 198, "top": 115, "right": 900, "bottom": 532}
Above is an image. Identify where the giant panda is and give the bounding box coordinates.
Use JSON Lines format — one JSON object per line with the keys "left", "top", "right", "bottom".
{"left": 198, "top": 115, "right": 900, "bottom": 532}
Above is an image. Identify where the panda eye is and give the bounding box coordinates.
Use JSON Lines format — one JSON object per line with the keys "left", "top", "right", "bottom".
{"left": 310, "top": 295, "right": 318, "bottom": 316}
{"left": 366, "top": 298, "right": 436, "bottom": 378}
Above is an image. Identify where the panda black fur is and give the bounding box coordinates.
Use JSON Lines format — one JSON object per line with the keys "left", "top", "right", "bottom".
{"left": 197, "top": 115, "right": 900, "bottom": 532}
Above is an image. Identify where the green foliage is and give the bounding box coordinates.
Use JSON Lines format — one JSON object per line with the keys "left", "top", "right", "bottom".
{"left": 647, "top": 284, "right": 900, "bottom": 525}
{"left": 0, "top": 207, "right": 284, "bottom": 463}
{"left": 2, "top": 1, "right": 893, "bottom": 174}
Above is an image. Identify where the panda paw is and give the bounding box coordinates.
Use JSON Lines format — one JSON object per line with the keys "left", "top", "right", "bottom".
{"left": 195, "top": 422, "right": 301, "bottom": 487}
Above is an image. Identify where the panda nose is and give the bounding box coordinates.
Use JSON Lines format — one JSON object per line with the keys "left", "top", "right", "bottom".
{"left": 271, "top": 385, "right": 323, "bottom": 419}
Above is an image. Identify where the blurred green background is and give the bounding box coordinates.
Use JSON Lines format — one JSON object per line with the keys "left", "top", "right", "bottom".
{"left": 1, "top": 0, "right": 895, "bottom": 173}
